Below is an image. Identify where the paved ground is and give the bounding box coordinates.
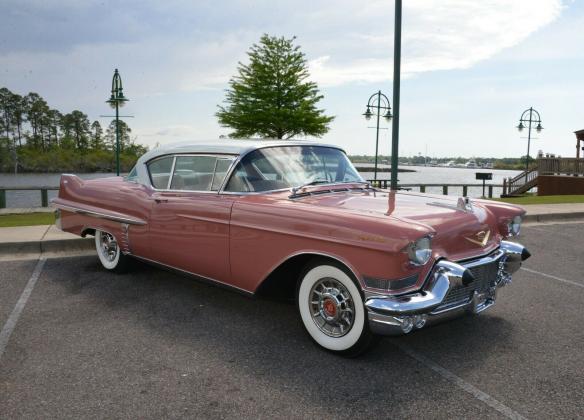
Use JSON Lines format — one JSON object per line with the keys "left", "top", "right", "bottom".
{"left": 0, "top": 223, "right": 583, "bottom": 419}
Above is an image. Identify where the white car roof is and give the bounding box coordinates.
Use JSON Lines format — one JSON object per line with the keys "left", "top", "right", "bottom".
{"left": 137, "top": 139, "right": 345, "bottom": 164}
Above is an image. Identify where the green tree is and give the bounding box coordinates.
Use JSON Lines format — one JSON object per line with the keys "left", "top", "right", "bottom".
{"left": 11, "top": 93, "right": 26, "bottom": 147}
{"left": 24, "top": 92, "right": 49, "bottom": 149}
{"left": 105, "top": 120, "right": 131, "bottom": 152}
{"left": 91, "top": 120, "right": 104, "bottom": 150}
{"left": 217, "top": 34, "right": 334, "bottom": 139}
{"left": 0, "top": 88, "right": 14, "bottom": 140}
{"left": 61, "top": 110, "right": 90, "bottom": 150}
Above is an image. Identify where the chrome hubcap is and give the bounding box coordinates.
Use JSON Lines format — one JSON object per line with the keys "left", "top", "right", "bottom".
{"left": 309, "top": 278, "right": 355, "bottom": 337}
{"left": 99, "top": 232, "right": 118, "bottom": 262}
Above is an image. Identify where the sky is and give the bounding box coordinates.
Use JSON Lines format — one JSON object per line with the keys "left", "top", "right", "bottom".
{"left": 1, "top": 0, "right": 583, "bottom": 158}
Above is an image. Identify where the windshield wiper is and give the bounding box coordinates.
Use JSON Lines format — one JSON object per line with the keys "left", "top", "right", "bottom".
{"left": 289, "top": 179, "right": 373, "bottom": 198}
{"left": 290, "top": 179, "right": 329, "bottom": 196}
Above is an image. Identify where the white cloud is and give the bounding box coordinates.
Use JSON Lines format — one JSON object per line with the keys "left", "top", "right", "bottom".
{"left": 309, "top": 0, "right": 563, "bottom": 86}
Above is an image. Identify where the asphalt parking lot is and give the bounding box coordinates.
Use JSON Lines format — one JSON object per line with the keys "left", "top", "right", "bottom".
{"left": 1, "top": 222, "right": 583, "bottom": 419}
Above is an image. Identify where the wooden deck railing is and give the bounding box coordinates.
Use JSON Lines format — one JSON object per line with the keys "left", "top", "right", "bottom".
{"left": 537, "top": 157, "right": 584, "bottom": 176}
{"left": 368, "top": 180, "right": 502, "bottom": 198}
{"left": 504, "top": 168, "right": 538, "bottom": 196}
{"left": 0, "top": 187, "right": 59, "bottom": 209}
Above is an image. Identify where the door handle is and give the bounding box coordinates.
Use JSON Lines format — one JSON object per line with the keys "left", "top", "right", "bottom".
{"left": 154, "top": 198, "right": 169, "bottom": 204}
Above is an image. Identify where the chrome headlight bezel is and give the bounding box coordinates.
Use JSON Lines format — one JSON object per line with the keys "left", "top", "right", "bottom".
{"left": 407, "top": 236, "right": 433, "bottom": 266}
{"left": 507, "top": 215, "right": 522, "bottom": 237}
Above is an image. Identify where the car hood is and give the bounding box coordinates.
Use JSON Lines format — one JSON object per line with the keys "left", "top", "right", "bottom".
{"left": 294, "top": 189, "right": 501, "bottom": 259}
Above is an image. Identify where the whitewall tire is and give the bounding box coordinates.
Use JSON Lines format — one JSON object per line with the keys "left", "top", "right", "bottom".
{"left": 95, "top": 230, "right": 130, "bottom": 273}
{"left": 297, "top": 261, "right": 377, "bottom": 356}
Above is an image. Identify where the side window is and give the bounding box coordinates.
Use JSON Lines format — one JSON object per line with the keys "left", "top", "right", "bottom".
{"left": 148, "top": 157, "right": 174, "bottom": 189}
{"left": 125, "top": 166, "right": 139, "bottom": 183}
{"left": 211, "top": 158, "right": 234, "bottom": 191}
{"left": 170, "top": 155, "right": 234, "bottom": 191}
{"left": 224, "top": 163, "right": 251, "bottom": 192}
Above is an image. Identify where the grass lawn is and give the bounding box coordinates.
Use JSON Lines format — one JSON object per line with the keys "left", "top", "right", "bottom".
{"left": 0, "top": 212, "right": 56, "bottom": 227}
{"left": 494, "top": 195, "right": 584, "bottom": 205}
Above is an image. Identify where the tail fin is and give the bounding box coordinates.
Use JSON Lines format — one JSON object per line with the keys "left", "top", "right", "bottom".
{"left": 58, "top": 174, "right": 84, "bottom": 199}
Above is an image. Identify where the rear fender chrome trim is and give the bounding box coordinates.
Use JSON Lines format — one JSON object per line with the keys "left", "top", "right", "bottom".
{"left": 53, "top": 202, "right": 146, "bottom": 226}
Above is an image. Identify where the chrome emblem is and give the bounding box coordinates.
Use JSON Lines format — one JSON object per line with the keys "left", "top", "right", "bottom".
{"left": 465, "top": 230, "right": 490, "bottom": 247}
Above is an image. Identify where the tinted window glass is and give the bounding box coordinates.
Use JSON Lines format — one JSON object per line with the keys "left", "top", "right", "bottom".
{"left": 170, "top": 156, "right": 234, "bottom": 191}
{"left": 148, "top": 157, "right": 174, "bottom": 189}
{"left": 211, "top": 158, "right": 234, "bottom": 191}
{"left": 224, "top": 146, "right": 362, "bottom": 192}
{"left": 126, "top": 166, "right": 138, "bottom": 182}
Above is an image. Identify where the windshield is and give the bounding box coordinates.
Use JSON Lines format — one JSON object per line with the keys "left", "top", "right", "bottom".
{"left": 224, "top": 146, "right": 363, "bottom": 192}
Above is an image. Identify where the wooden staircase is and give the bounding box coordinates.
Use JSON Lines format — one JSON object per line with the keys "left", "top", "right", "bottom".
{"left": 503, "top": 168, "right": 538, "bottom": 197}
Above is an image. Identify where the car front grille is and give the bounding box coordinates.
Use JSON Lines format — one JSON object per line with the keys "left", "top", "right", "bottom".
{"left": 432, "top": 257, "right": 500, "bottom": 313}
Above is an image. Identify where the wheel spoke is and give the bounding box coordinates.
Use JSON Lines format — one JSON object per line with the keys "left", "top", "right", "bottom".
{"left": 308, "top": 277, "right": 355, "bottom": 338}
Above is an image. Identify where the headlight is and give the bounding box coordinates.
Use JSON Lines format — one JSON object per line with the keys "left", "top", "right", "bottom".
{"left": 407, "top": 236, "right": 432, "bottom": 266}
{"left": 507, "top": 215, "right": 522, "bottom": 236}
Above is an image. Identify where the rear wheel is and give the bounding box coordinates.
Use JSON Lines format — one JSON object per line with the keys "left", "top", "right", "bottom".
{"left": 95, "top": 230, "right": 130, "bottom": 273}
{"left": 297, "top": 261, "right": 377, "bottom": 357}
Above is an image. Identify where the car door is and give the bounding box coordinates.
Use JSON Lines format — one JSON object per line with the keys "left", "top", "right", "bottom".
{"left": 146, "top": 154, "right": 236, "bottom": 282}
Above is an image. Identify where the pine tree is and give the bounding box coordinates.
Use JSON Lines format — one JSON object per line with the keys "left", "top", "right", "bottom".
{"left": 105, "top": 120, "right": 131, "bottom": 152}
{"left": 91, "top": 121, "right": 104, "bottom": 150}
{"left": 217, "top": 34, "right": 334, "bottom": 139}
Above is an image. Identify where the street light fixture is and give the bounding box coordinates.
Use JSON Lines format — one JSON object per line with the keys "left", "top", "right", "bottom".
{"left": 106, "top": 69, "right": 129, "bottom": 176}
{"left": 516, "top": 107, "right": 543, "bottom": 182}
{"left": 363, "top": 90, "right": 392, "bottom": 181}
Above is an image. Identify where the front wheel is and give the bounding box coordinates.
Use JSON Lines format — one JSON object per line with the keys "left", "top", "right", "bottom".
{"left": 95, "top": 230, "right": 131, "bottom": 273}
{"left": 297, "top": 261, "right": 377, "bottom": 357}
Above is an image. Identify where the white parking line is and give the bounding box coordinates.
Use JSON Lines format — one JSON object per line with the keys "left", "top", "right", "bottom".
{"left": 396, "top": 343, "right": 527, "bottom": 420}
{"left": 0, "top": 257, "right": 46, "bottom": 361}
{"left": 521, "top": 267, "right": 584, "bottom": 289}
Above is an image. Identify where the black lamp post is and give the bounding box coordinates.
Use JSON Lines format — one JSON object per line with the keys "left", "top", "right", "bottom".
{"left": 363, "top": 90, "right": 392, "bottom": 181}
{"left": 106, "top": 69, "right": 129, "bottom": 176}
{"left": 516, "top": 107, "right": 543, "bottom": 181}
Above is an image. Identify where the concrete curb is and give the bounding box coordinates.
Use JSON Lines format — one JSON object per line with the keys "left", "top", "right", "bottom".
{"left": 0, "top": 237, "right": 94, "bottom": 256}
{"left": 523, "top": 212, "right": 584, "bottom": 223}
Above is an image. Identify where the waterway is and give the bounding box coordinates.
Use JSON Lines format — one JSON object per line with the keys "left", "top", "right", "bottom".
{"left": 0, "top": 166, "right": 521, "bottom": 207}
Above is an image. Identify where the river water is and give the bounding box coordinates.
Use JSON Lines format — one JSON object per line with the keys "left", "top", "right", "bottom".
{"left": 0, "top": 166, "right": 521, "bottom": 208}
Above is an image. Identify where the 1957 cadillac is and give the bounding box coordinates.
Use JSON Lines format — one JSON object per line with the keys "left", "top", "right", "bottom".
{"left": 53, "top": 140, "right": 530, "bottom": 356}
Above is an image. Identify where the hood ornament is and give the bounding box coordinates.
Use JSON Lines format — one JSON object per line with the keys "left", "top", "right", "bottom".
{"left": 457, "top": 197, "right": 473, "bottom": 212}
{"left": 465, "top": 230, "right": 491, "bottom": 247}
{"left": 428, "top": 197, "right": 473, "bottom": 213}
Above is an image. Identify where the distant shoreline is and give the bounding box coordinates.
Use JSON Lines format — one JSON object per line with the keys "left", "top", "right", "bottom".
{"left": 353, "top": 166, "right": 415, "bottom": 173}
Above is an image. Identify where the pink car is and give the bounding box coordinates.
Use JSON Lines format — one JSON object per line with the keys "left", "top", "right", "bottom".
{"left": 53, "top": 140, "right": 529, "bottom": 356}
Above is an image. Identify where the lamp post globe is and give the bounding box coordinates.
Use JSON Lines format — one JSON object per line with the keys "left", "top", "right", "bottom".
{"left": 106, "top": 69, "right": 129, "bottom": 176}
{"left": 516, "top": 107, "right": 543, "bottom": 183}
{"left": 363, "top": 90, "right": 392, "bottom": 182}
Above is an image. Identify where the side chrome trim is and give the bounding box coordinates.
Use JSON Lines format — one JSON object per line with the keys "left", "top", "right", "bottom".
{"left": 176, "top": 213, "right": 230, "bottom": 225}
{"left": 53, "top": 203, "right": 147, "bottom": 226}
{"left": 230, "top": 220, "right": 387, "bottom": 253}
{"left": 132, "top": 255, "right": 254, "bottom": 297}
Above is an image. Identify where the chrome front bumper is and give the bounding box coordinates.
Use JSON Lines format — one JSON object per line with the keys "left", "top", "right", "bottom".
{"left": 365, "top": 241, "right": 530, "bottom": 335}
